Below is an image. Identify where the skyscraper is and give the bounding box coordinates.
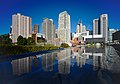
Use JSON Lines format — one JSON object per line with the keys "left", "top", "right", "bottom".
{"left": 93, "top": 18, "right": 99, "bottom": 35}
{"left": 34, "top": 24, "right": 39, "bottom": 34}
{"left": 76, "top": 25, "right": 79, "bottom": 33}
{"left": 82, "top": 25, "right": 86, "bottom": 33}
{"left": 58, "top": 11, "right": 71, "bottom": 43}
{"left": 100, "top": 14, "right": 108, "bottom": 43}
{"left": 76, "top": 21, "right": 86, "bottom": 33}
{"left": 42, "top": 18, "right": 56, "bottom": 41}
{"left": 76, "top": 22, "right": 82, "bottom": 33}
{"left": 11, "top": 13, "right": 32, "bottom": 43}
{"left": 92, "top": 14, "right": 108, "bottom": 43}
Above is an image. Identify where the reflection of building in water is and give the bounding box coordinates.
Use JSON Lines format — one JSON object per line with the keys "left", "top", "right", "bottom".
{"left": 105, "top": 46, "right": 120, "bottom": 73}
{"left": 84, "top": 47, "right": 106, "bottom": 70}
{"left": 72, "top": 47, "right": 88, "bottom": 68}
{"left": 11, "top": 57, "right": 33, "bottom": 75}
{"left": 93, "top": 56, "right": 103, "bottom": 70}
{"left": 32, "top": 56, "right": 40, "bottom": 68}
{"left": 72, "top": 47, "right": 106, "bottom": 70}
{"left": 57, "top": 48, "right": 71, "bottom": 74}
{"left": 42, "top": 52, "right": 56, "bottom": 71}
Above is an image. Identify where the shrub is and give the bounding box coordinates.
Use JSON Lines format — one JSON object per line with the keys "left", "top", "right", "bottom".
{"left": 61, "top": 43, "right": 69, "bottom": 48}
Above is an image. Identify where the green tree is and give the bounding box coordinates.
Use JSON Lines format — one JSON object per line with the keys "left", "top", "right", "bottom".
{"left": 17, "top": 35, "right": 24, "bottom": 45}
{"left": 4, "top": 38, "right": 12, "bottom": 44}
{"left": 0, "top": 34, "right": 12, "bottom": 45}
{"left": 22, "top": 38, "right": 27, "bottom": 45}
{"left": 27, "top": 37, "right": 35, "bottom": 45}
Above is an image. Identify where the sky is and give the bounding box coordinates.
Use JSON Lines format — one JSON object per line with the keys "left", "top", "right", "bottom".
{"left": 0, "top": 0, "right": 120, "bottom": 35}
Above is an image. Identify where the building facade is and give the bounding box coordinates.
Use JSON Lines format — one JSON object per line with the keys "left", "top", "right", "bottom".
{"left": 82, "top": 25, "right": 86, "bottom": 33}
{"left": 92, "top": 14, "right": 108, "bottom": 43}
{"left": 100, "top": 14, "right": 108, "bottom": 43}
{"left": 108, "top": 29, "right": 118, "bottom": 42}
{"left": 34, "top": 24, "right": 39, "bottom": 34}
{"left": 42, "top": 18, "right": 56, "bottom": 42}
{"left": 113, "top": 31, "right": 120, "bottom": 43}
{"left": 11, "top": 13, "right": 32, "bottom": 43}
{"left": 76, "top": 22, "right": 82, "bottom": 33}
{"left": 76, "top": 21, "right": 86, "bottom": 33}
{"left": 93, "top": 18, "right": 100, "bottom": 35}
{"left": 58, "top": 11, "right": 71, "bottom": 43}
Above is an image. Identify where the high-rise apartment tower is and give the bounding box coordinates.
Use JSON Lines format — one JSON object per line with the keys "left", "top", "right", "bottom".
{"left": 58, "top": 11, "right": 71, "bottom": 43}
{"left": 42, "top": 18, "right": 56, "bottom": 41}
{"left": 34, "top": 24, "right": 39, "bottom": 34}
{"left": 11, "top": 13, "right": 32, "bottom": 43}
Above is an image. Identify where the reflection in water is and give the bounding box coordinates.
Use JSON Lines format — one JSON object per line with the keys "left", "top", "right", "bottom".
{"left": 10, "top": 46, "right": 115, "bottom": 75}
{"left": 2, "top": 46, "right": 119, "bottom": 84}
{"left": 58, "top": 48, "right": 71, "bottom": 74}
{"left": 42, "top": 53, "right": 53, "bottom": 71}
{"left": 11, "top": 57, "right": 33, "bottom": 75}
{"left": 32, "top": 56, "right": 39, "bottom": 68}
{"left": 72, "top": 47, "right": 87, "bottom": 67}
{"left": 81, "top": 46, "right": 106, "bottom": 70}
{"left": 42, "top": 53, "right": 56, "bottom": 72}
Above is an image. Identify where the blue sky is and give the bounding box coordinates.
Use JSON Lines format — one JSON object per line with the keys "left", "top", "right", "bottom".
{"left": 0, "top": 0, "right": 120, "bottom": 34}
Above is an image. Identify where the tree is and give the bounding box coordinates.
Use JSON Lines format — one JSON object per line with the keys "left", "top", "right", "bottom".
{"left": 22, "top": 38, "right": 27, "bottom": 45}
{"left": 37, "top": 37, "right": 47, "bottom": 43}
{"left": 17, "top": 36, "right": 27, "bottom": 45}
{"left": 27, "top": 37, "right": 35, "bottom": 45}
{"left": 4, "top": 38, "right": 12, "bottom": 44}
{"left": 17, "top": 35, "right": 27, "bottom": 45}
{"left": 17, "top": 35, "right": 24, "bottom": 45}
{"left": 17, "top": 36, "right": 36, "bottom": 45}
{"left": 0, "top": 34, "right": 12, "bottom": 45}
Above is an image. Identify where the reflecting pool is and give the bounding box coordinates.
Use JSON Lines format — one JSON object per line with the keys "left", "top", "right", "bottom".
{"left": 0, "top": 46, "right": 120, "bottom": 84}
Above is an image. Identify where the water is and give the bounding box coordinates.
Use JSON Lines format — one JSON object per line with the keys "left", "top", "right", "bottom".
{"left": 0, "top": 46, "right": 120, "bottom": 84}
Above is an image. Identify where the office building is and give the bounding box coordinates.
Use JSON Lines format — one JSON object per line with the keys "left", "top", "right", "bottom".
{"left": 76, "top": 22, "right": 82, "bottom": 33}
{"left": 11, "top": 13, "right": 32, "bottom": 43}
{"left": 82, "top": 25, "right": 86, "bottom": 33}
{"left": 108, "top": 29, "right": 118, "bottom": 42}
{"left": 34, "top": 24, "right": 39, "bottom": 34}
{"left": 100, "top": 14, "right": 108, "bottom": 43}
{"left": 113, "top": 31, "right": 120, "bottom": 43}
{"left": 92, "top": 14, "right": 108, "bottom": 43}
{"left": 76, "top": 21, "right": 86, "bottom": 33}
{"left": 58, "top": 11, "right": 71, "bottom": 43}
{"left": 42, "top": 18, "right": 56, "bottom": 42}
{"left": 93, "top": 18, "right": 100, "bottom": 35}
